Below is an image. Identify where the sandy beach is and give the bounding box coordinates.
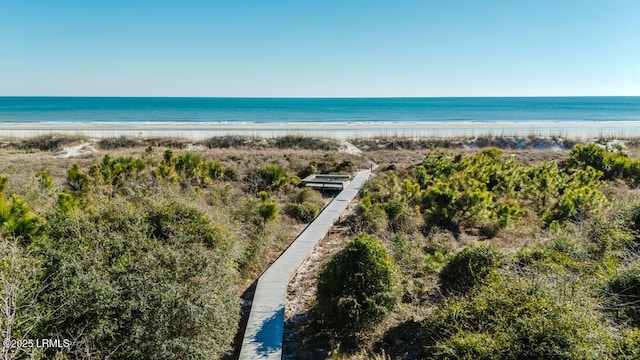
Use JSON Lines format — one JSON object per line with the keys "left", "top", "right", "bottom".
{"left": 1, "top": 121, "right": 639, "bottom": 140}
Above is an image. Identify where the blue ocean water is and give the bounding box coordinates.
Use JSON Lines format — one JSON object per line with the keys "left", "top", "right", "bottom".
{"left": 0, "top": 96, "right": 638, "bottom": 124}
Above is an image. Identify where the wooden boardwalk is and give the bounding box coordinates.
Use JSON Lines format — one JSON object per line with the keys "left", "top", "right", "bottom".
{"left": 238, "top": 171, "right": 371, "bottom": 359}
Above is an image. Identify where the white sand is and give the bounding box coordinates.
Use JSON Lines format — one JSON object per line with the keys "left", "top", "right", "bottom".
{"left": 339, "top": 140, "right": 363, "bottom": 155}
{"left": 1, "top": 121, "right": 639, "bottom": 140}
{"left": 55, "top": 142, "right": 98, "bottom": 158}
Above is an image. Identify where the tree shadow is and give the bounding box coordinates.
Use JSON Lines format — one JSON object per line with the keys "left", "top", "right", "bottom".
{"left": 282, "top": 308, "right": 331, "bottom": 360}
{"left": 250, "top": 306, "right": 285, "bottom": 356}
{"left": 374, "top": 319, "right": 426, "bottom": 360}
{"left": 222, "top": 280, "right": 256, "bottom": 360}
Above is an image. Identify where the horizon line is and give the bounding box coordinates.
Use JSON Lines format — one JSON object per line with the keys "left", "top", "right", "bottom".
{"left": 1, "top": 95, "right": 639, "bottom": 99}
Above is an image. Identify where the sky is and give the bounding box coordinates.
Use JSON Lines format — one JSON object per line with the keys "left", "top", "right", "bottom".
{"left": 1, "top": 0, "right": 639, "bottom": 97}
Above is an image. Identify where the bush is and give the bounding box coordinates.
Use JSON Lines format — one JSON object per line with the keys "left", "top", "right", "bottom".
{"left": 0, "top": 235, "right": 46, "bottom": 360}
{"left": 566, "top": 143, "right": 640, "bottom": 182}
{"left": 285, "top": 202, "right": 321, "bottom": 223}
{"left": 625, "top": 203, "right": 640, "bottom": 244}
{"left": 608, "top": 263, "right": 640, "bottom": 326}
{"left": 66, "top": 163, "right": 90, "bottom": 195}
{"left": 317, "top": 234, "right": 400, "bottom": 336}
{"left": 246, "top": 164, "right": 291, "bottom": 193}
{"left": 256, "top": 191, "right": 278, "bottom": 226}
{"left": 424, "top": 277, "right": 615, "bottom": 359}
{"left": 174, "top": 152, "right": 209, "bottom": 186}
{"left": 428, "top": 331, "right": 502, "bottom": 360}
{"left": 585, "top": 212, "right": 633, "bottom": 259}
{"left": 146, "top": 201, "right": 230, "bottom": 248}
{"left": 39, "top": 201, "right": 240, "bottom": 359}
{"left": 355, "top": 190, "right": 389, "bottom": 233}
{"left": 439, "top": 245, "right": 506, "bottom": 295}
{"left": 542, "top": 186, "right": 608, "bottom": 226}
{"left": 290, "top": 187, "right": 323, "bottom": 205}
{"left": 515, "top": 247, "right": 582, "bottom": 273}
{"left": 0, "top": 194, "right": 44, "bottom": 243}
{"left": 90, "top": 154, "right": 145, "bottom": 196}
{"left": 16, "top": 135, "right": 78, "bottom": 151}
{"left": 424, "top": 251, "right": 448, "bottom": 274}
{"left": 614, "top": 329, "right": 640, "bottom": 360}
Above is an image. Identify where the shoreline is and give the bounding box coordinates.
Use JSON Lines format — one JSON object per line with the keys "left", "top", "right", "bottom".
{"left": 1, "top": 121, "right": 640, "bottom": 140}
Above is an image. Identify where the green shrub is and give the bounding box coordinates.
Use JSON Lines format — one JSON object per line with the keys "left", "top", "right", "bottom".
{"left": 515, "top": 247, "right": 582, "bottom": 273}
{"left": 493, "top": 199, "right": 524, "bottom": 228}
{"left": 335, "top": 160, "right": 355, "bottom": 172}
{"left": 424, "top": 251, "right": 448, "bottom": 274}
{"left": 146, "top": 202, "right": 231, "bottom": 249}
{"left": 424, "top": 277, "right": 615, "bottom": 359}
{"left": 290, "top": 187, "right": 323, "bottom": 205}
{"left": 56, "top": 192, "right": 78, "bottom": 214}
{"left": 566, "top": 143, "right": 639, "bottom": 182}
{"left": 40, "top": 201, "right": 239, "bottom": 359}
{"left": 246, "top": 163, "right": 291, "bottom": 193}
{"left": 285, "top": 202, "right": 321, "bottom": 223}
{"left": 356, "top": 190, "right": 389, "bottom": 233}
{"left": 383, "top": 196, "right": 420, "bottom": 233}
{"left": 66, "top": 163, "right": 90, "bottom": 195}
{"left": 614, "top": 329, "right": 640, "bottom": 360}
{"left": 0, "top": 195, "right": 44, "bottom": 243}
{"left": 37, "top": 170, "right": 54, "bottom": 190}
{"left": 206, "top": 161, "right": 224, "bottom": 179}
{"left": 567, "top": 143, "right": 607, "bottom": 171}
{"left": 521, "top": 162, "right": 566, "bottom": 212}
{"left": 173, "top": 152, "right": 210, "bottom": 186}
{"left": 608, "top": 263, "right": 640, "bottom": 326}
{"left": 0, "top": 176, "right": 7, "bottom": 193}
{"left": 90, "top": 154, "right": 145, "bottom": 196}
{"left": 0, "top": 235, "right": 46, "bottom": 360}
{"left": 257, "top": 191, "right": 278, "bottom": 225}
{"left": 439, "top": 245, "right": 506, "bottom": 295}
{"left": 428, "top": 331, "right": 502, "bottom": 360}
{"left": 153, "top": 163, "right": 179, "bottom": 184}
{"left": 174, "top": 152, "right": 203, "bottom": 179}
{"left": 297, "top": 164, "right": 317, "bottom": 179}
{"left": 542, "top": 186, "right": 608, "bottom": 226}
{"left": 625, "top": 203, "right": 640, "bottom": 244}
{"left": 585, "top": 212, "right": 633, "bottom": 259}
{"left": 421, "top": 178, "right": 493, "bottom": 230}
{"left": 317, "top": 234, "right": 400, "bottom": 336}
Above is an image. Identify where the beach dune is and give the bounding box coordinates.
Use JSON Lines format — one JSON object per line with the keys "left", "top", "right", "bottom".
{"left": 1, "top": 121, "right": 639, "bottom": 140}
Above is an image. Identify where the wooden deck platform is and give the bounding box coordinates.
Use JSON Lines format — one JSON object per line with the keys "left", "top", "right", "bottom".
{"left": 300, "top": 174, "right": 351, "bottom": 190}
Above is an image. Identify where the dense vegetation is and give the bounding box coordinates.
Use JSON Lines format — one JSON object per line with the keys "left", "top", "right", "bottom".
{"left": 0, "top": 140, "right": 362, "bottom": 360}
{"left": 325, "top": 143, "right": 640, "bottom": 359}
{"left": 5, "top": 137, "right": 640, "bottom": 359}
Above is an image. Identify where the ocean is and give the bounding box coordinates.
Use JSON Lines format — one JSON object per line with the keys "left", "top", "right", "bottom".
{"left": 1, "top": 97, "right": 639, "bottom": 124}
{"left": 1, "top": 96, "right": 639, "bottom": 140}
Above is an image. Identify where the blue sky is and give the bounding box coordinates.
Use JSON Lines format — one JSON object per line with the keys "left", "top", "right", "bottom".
{"left": 1, "top": 0, "right": 638, "bottom": 97}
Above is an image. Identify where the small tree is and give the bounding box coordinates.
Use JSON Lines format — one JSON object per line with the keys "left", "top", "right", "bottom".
{"left": 66, "top": 164, "right": 90, "bottom": 195}
{"left": 247, "top": 164, "right": 290, "bottom": 193}
{"left": 317, "top": 234, "right": 400, "bottom": 337}
{"left": 257, "top": 191, "right": 278, "bottom": 226}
